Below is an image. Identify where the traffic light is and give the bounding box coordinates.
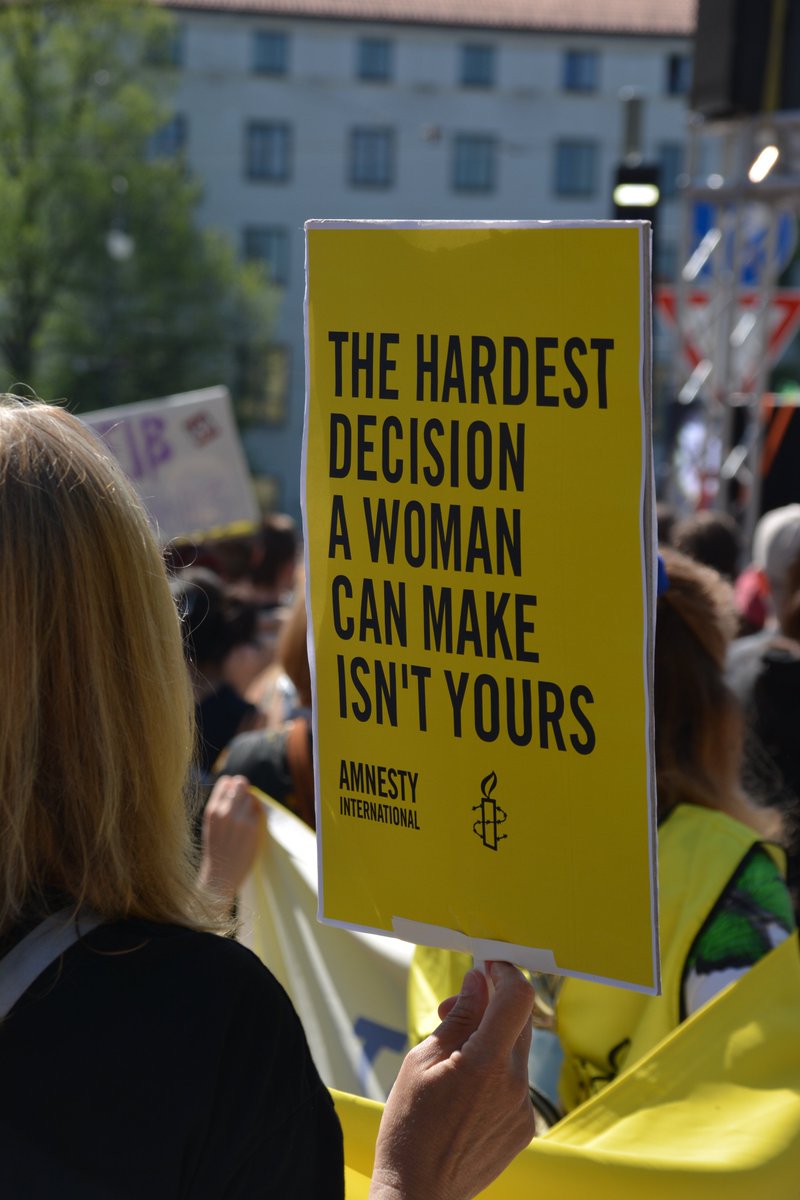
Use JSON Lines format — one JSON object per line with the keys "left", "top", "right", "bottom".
{"left": 613, "top": 162, "right": 660, "bottom": 270}
{"left": 613, "top": 161, "right": 660, "bottom": 249}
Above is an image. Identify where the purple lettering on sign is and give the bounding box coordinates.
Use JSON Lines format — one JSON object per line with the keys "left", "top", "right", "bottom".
{"left": 86, "top": 415, "right": 172, "bottom": 481}
{"left": 140, "top": 415, "right": 172, "bottom": 475}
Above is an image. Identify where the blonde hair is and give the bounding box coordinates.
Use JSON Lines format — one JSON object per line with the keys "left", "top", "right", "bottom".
{"left": 0, "top": 396, "right": 210, "bottom": 932}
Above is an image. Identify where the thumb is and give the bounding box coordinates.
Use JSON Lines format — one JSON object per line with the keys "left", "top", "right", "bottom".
{"left": 427, "top": 968, "right": 489, "bottom": 1059}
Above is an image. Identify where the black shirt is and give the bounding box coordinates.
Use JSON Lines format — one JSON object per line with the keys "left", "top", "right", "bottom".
{"left": 197, "top": 685, "right": 257, "bottom": 776}
{"left": 0, "top": 919, "right": 344, "bottom": 1198}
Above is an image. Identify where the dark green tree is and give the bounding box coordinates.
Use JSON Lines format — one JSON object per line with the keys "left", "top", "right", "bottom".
{"left": 0, "top": 0, "right": 274, "bottom": 412}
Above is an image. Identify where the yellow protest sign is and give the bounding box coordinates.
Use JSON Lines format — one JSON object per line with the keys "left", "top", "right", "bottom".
{"left": 304, "top": 221, "right": 657, "bottom": 992}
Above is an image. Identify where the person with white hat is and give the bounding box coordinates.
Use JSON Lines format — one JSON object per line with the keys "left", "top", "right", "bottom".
{"left": 728, "top": 505, "right": 800, "bottom": 698}
{"left": 727, "top": 504, "right": 800, "bottom": 918}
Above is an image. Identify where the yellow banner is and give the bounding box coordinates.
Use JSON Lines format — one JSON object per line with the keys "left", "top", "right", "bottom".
{"left": 304, "top": 221, "right": 656, "bottom": 991}
{"left": 239, "top": 793, "right": 412, "bottom": 1100}
{"left": 333, "top": 934, "right": 800, "bottom": 1199}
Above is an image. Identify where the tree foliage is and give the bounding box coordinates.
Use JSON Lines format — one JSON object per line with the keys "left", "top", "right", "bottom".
{"left": 0, "top": 0, "right": 274, "bottom": 411}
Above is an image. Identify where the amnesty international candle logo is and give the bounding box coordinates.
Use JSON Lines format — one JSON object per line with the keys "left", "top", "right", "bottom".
{"left": 472, "top": 771, "right": 507, "bottom": 851}
{"left": 304, "top": 220, "right": 659, "bottom": 995}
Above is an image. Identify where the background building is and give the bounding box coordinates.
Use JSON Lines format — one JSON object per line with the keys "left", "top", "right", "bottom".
{"left": 163, "top": 0, "right": 696, "bottom": 517}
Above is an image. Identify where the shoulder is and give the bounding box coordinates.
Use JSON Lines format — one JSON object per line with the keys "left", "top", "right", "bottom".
{"left": 82, "top": 918, "right": 283, "bottom": 993}
{"left": 682, "top": 843, "right": 796, "bottom": 1016}
{"left": 661, "top": 803, "right": 761, "bottom": 854}
{"left": 224, "top": 727, "right": 292, "bottom": 798}
{"left": 725, "top": 630, "right": 774, "bottom": 701}
{"left": 753, "top": 639, "right": 800, "bottom": 694}
{"left": 200, "top": 684, "right": 256, "bottom": 722}
{"left": 3, "top": 924, "right": 343, "bottom": 1198}
{"left": 657, "top": 805, "right": 768, "bottom": 939}
{"left": 73, "top": 920, "right": 325, "bottom": 1107}
{"left": 727, "top": 629, "right": 773, "bottom": 664}
{"left": 64, "top": 919, "right": 300, "bottom": 1043}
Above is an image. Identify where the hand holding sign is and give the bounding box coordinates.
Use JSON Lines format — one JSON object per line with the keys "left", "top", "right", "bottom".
{"left": 369, "top": 961, "right": 535, "bottom": 1200}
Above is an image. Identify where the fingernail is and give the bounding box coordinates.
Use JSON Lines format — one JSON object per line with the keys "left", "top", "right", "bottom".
{"left": 460, "top": 969, "right": 481, "bottom": 997}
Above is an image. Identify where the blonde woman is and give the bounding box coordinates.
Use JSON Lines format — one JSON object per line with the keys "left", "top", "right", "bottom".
{"left": 0, "top": 396, "right": 534, "bottom": 1200}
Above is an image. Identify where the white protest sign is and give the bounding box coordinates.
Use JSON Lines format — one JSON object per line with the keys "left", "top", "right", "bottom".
{"left": 81, "top": 386, "right": 259, "bottom": 543}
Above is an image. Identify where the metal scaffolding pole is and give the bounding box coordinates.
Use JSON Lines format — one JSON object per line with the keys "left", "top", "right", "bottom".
{"left": 673, "top": 111, "right": 800, "bottom": 552}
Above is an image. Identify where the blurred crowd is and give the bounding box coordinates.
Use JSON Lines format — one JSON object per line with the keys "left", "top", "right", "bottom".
{"left": 175, "top": 497, "right": 800, "bottom": 1135}
{"left": 410, "top": 500, "right": 800, "bottom": 1130}
{"left": 5, "top": 393, "right": 800, "bottom": 1196}
{"left": 165, "top": 514, "right": 315, "bottom": 834}
{"left": 179, "top": 499, "right": 800, "bottom": 937}
{"left": 658, "top": 499, "right": 800, "bottom": 914}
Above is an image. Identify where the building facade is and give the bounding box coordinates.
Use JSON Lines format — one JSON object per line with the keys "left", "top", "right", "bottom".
{"left": 163, "top": 0, "right": 696, "bottom": 517}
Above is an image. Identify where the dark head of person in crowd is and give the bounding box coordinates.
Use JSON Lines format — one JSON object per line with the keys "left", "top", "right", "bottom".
{"left": 206, "top": 533, "right": 258, "bottom": 583}
{"left": 223, "top": 584, "right": 316, "bottom": 828}
{"left": 227, "top": 514, "right": 299, "bottom": 681}
{"left": 170, "top": 567, "right": 262, "bottom": 777}
{"left": 0, "top": 394, "right": 537, "bottom": 1200}
{"left": 248, "top": 513, "right": 298, "bottom": 610}
{"left": 671, "top": 509, "right": 741, "bottom": 582}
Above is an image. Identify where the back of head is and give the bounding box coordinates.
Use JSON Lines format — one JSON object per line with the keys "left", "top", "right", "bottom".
{"left": 672, "top": 509, "right": 741, "bottom": 581}
{"left": 0, "top": 396, "right": 201, "bottom": 931}
{"left": 753, "top": 504, "right": 800, "bottom": 613}
{"left": 249, "top": 514, "right": 298, "bottom": 590}
{"left": 170, "top": 567, "right": 257, "bottom": 669}
{"left": 655, "top": 548, "right": 740, "bottom": 816}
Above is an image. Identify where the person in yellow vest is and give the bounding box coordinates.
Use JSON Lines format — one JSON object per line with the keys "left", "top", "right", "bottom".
{"left": 409, "top": 548, "right": 796, "bottom": 1118}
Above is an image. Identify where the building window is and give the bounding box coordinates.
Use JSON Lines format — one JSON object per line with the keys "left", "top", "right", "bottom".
{"left": 253, "top": 31, "right": 289, "bottom": 75}
{"left": 554, "top": 139, "right": 598, "bottom": 196}
{"left": 357, "top": 37, "right": 392, "bottom": 82}
{"left": 453, "top": 134, "right": 497, "bottom": 192}
{"left": 245, "top": 121, "right": 291, "bottom": 182}
{"left": 563, "top": 49, "right": 599, "bottom": 92}
{"left": 461, "top": 44, "right": 495, "bottom": 87}
{"left": 243, "top": 226, "right": 290, "bottom": 285}
{"left": 145, "top": 23, "right": 185, "bottom": 68}
{"left": 148, "top": 114, "right": 187, "bottom": 158}
{"left": 666, "top": 53, "right": 692, "bottom": 96}
{"left": 658, "top": 142, "right": 684, "bottom": 199}
{"left": 349, "top": 127, "right": 394, "bottom": 188}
